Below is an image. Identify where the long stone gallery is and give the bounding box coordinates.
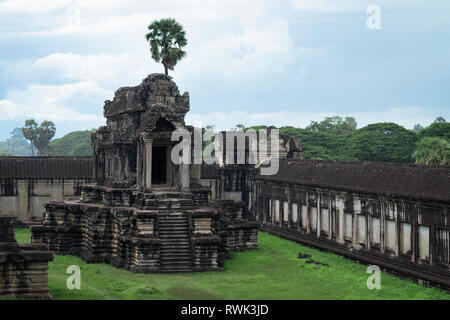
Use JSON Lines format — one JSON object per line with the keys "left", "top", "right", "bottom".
{"left": 0, "top": 74, "right": 449, "bottom": 299}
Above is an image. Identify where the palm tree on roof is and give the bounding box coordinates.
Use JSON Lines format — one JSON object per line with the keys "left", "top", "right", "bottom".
{"left": 145, "top": 18, "right": 187, "bottom": 75}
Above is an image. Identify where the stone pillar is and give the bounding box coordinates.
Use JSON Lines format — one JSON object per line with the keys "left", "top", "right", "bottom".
{"left": 220, "top": 174, "right": 225, "bottom": 200}
{"left": 328, "top": 198, "right": 333, "bottom": 240}
{"left": 394, "top": 203, "right": 399, "bottom": 256}
{"left": 366, "top": 204, "right": 371, "bottom": 250}
{"left": 352, "top": 210, "right": 358, "bottom": 248}
{"left": 17, "top": 180, "right": 29, "bottom": 222}
{"left": 0, "top": 216, "right": 17, "bottom": 244}
{"left": 353, "top": 198, "right": 362, "bottom": 249}
{"left": 181, "top": 163, "right": 190, "bottom": 190}
{"left": 380, "top": 202, "right": 386, "bottom": 254}
{"left": 144, "top": 138, "right": 153, "bottom": 190}
{"left": 337, "top": 195, "right": 345, "bottom": 244}
{"left": 136, "top": 141, "right": 141, "bottom": 188}
{"left": 316, "top": 194, "right": 321, "bottom": 238}
{"left": 0, "top": 216, "right": 20, "bottom": 253}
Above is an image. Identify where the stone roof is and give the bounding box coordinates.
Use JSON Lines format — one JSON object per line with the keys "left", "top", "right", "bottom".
{"left": 0, "top": 157, "right": 93, "bottom": 180}
{"left": 103, "top": 73, "right": 188, "bottom": 119}
{"left": 104, "top": 85, "right": 143, "bottom": 118}
{"left": 256, "top": 158, "right": 450, "bottom": 202}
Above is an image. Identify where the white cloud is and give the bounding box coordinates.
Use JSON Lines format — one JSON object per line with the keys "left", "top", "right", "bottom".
{"left": 177, "top": 17, "right": 305, "bottom": 82}
{"left": 0, "top": 0, "right": 68, "bottom": 14}
{"left": 0, "top": 99, "right": 18, "bottom": 119}
{"left": 291, "top": 0, "right": 364, "bottom": 12}
{"left": 2, "top": 0, "right": 313, "bottom": 86}
{"left": 30, "top": 51, "right": 153, "bottom": 83}
{"left": 0, "top": 82, "right": 106, "bottom": 123}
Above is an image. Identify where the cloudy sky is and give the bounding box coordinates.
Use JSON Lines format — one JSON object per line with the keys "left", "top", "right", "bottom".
{"left": 0, "top": 0, "right": 449, "bottom": 139}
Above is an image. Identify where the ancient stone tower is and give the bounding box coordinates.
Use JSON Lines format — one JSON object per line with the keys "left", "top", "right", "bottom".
{"left": 31, "top": 74, "right": 258, "bottom": 273}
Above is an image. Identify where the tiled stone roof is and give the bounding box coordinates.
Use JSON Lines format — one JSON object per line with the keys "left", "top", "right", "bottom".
{"left": 0, "top": 157, "right": 93, "bottom": 179}
{"left": 256, "top": 158, "right": 450, "bottom": 202}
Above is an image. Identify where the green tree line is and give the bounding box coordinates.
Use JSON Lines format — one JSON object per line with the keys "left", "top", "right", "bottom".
{"left": 1, "top": 117, "right": 449, "bottom": 164}
{"left": 245, "top": 116, "right": 449, "bottom": 165}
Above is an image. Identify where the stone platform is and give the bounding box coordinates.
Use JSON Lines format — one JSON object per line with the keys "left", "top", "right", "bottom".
{"left": 31, "top": 187, "right": 258, "bottom": 273}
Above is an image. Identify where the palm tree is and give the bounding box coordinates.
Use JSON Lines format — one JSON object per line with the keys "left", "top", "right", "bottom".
{"left": 22, "top": 119, "right": 38, "bottom": 156}
{"left": 145, "top": 18, "right": 187, "bottom": 75}
{"left": 413, "top": 137, "right": 450, "bottom": 165}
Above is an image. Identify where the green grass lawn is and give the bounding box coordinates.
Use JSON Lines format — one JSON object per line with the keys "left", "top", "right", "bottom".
{"left": 13, "top": 228, "right": 450, "bottom": 300}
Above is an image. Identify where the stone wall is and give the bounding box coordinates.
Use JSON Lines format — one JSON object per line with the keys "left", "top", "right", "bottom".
{"left": 0, "top": 178, "right": 89, "bottom": 223}
{"left": 0, "top": 157, "right": 93, "bottom": 223}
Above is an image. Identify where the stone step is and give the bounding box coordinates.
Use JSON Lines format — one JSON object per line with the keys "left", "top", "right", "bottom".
{"left": 160, "top": 247, "right": 192, "bottom": 252}
{"left": 160, "top": 242, "right": 191, "bottom": 246}
{"left": 161, "top": 238, "right": 190, "bottom": 245}
{"left": 160, "top": 254, "right": 191, "bottom": 258}
{"left": 159, "top": 254, "right": 193, "bottom": 260}
{"left": 158, "top": 224, "right": 189, "bottom": 233}
{"left": 158, "top": 221, "right": 189, "bottom": 225}
{"left": 160, "top": 245, "right": 191, "bottom": 250}
{"left": 160, "top": 260, "right": 193, "bottom": 266}
{"left": 160, "top": 237, "right": 190, "bottom": 240}
{"left": 159, "top": 234, "right": 190, "bottom": 238}
{"left": 159, "top": 268, "right": 193, "bottom": 273}
{"left": 158, "top": 226, "right": 189, "bottom": 230}
{"left": 160, "top": 250, "right": 192, "bottom": 255}
{"left": 160, "top": 250, "right": 191, "bottom": 254}
{"left": 160, "top": 241, "right": 190, "bottom": 244}
{"left": 158, "top": 215, "right": 188, "bottom": 218}
{"left": 159, "top": 228, "right": 189, "bottom": 232}
{"left": 158, "top": 228, "right": 190, "bottom": 232}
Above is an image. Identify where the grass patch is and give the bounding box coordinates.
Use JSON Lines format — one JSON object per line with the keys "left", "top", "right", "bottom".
{"left": 14, "top": 227, "right": 31, "bottom": 244}
{"left": 13, "top": 228, "right": 450, "bottom": 300}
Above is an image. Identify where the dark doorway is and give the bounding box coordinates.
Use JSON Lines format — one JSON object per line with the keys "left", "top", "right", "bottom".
{"left": 152, "top": 146, "right": 167, "bottom": 185}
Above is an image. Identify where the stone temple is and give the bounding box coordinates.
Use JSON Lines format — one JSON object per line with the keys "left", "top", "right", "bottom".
{"left": 0, "top": 73, "right": 449, "bottom": 297}
{"left": 30, "top": 74, "right": 261, "bottom": 273}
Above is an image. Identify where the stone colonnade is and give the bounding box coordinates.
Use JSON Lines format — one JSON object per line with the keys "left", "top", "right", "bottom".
{"left": 245, "top": 178, "right": 450, "bottom": 289}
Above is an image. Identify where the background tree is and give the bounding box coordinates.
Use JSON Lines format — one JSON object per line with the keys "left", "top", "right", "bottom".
{"left": 413, "top": 123, "right": 423, "bottom": 133}
{"left": 235, "top": 124, "right": 245, "bottom": 131}
{"left": 434, "top": 116, "right": 446, "bottom": 123}
{"left": 146, "top": 18, "right": 187, "bottom": 75}
{"left": 306, "top": 116, "right": 357, "bottom": 135}
{"left": 413, "top": 137, "right": 450, "bottom": 165}
{"left": 34, "top": 121, "right": 56, "bottom": 156}
{"left": 49, "top": 129, "right": 95, "bottom": 156}
{"left": 417, "top": 120, "right": 450, "bottom": 141}
{"left": 21, "top": 119, "right": 38, "bottom": 156}
{"left": 0, "top": 128, "right": 32, "bottom": 156}
{"left": 245, "top": 125, "right": 268, "bottom": 131}
{"left": 340, "top": 123, "right": 418, "bottom": 163}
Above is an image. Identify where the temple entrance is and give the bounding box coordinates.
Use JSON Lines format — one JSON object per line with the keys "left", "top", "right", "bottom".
{"left": 152, "top": 146, "right": 167, "bottom": 185}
